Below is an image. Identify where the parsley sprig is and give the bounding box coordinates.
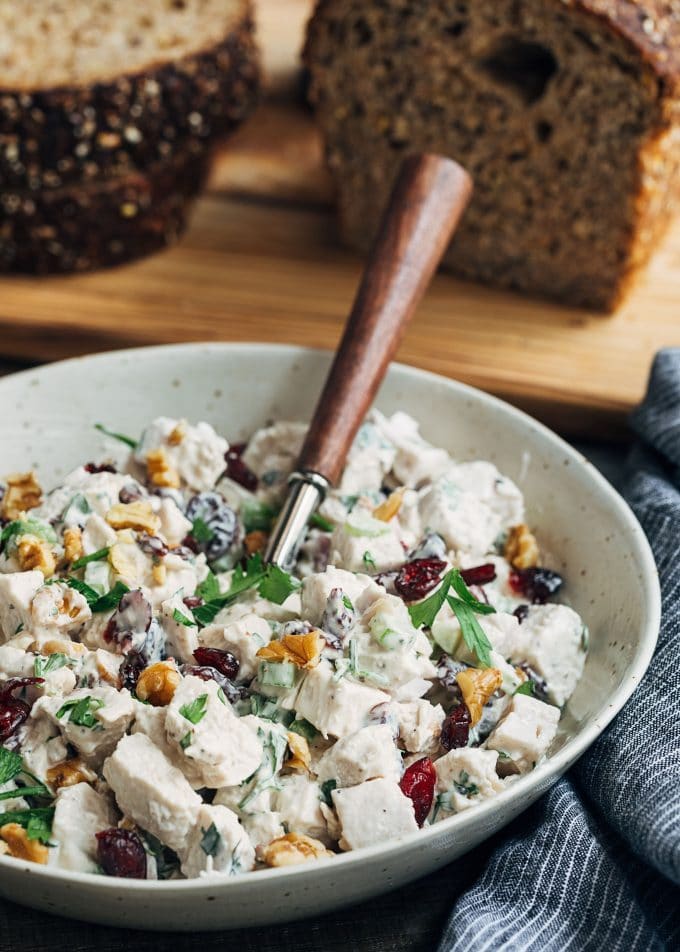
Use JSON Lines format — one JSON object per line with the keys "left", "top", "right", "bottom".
{"left": 52, "top": 577, "right": 130, "bottom": 613}
{"left": 192, "top": 555, "right": 300, "bottom": 627}
{"left": 407, "top": 569, "right": 494, "bottom": 667}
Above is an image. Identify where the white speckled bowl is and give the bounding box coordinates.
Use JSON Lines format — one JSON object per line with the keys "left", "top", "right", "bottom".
{"left": 0, "top": 343, "right": 660, "bottom": 930}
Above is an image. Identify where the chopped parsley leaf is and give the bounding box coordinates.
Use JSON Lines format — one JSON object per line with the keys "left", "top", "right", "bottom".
{"left": 191, "top": 517, "right": 214, "bottom": 544}
{"left": 94, "top": 423, "right": 138, "bottom": 449}
{"left": 319, "top": 779, "right": 337, "bottom": 806}
{"left": 514, "top": 680, "right": 535, "bottom": 697}
{"left": 258, "top": 565, "right": 300, "bottom": 605}
{"left": 172, "top": 608, "right": 195, "bottom": 627}
{"left": 0, "top": 748, "right": 23, "bottom": 786}
{"left": 309, "top": 512, "right": 334, "bottom": 532}
{"left": 288, "top": 719, "right": 319, "bottom": 742}
{"left": 342, "top": 595, "right": 354, "bottom": 612}
{"left": 180, "top": 732, "right": 193, "bottom": 750}
{"left": 199, "top": 822, "right": 222, "bottom": 858}
{"left": 0, "top": 807, "right": 55, "bottom": 844}
{"left": 362, "top": 551, "right": 377, "bottom": 571}
{"left": 56, "top": 696, "right": 104, "bottom": 729}
{"left": 71, "top": 547, "right": 110, "bottom": 570}
{"left": 179, "top": 694, "right": 209, "bottom": 725}
{"left": 196, "top": 570, "right": 220, "bottom": 603}
{"left": 34, "top": 653, "right": 69, "bottom": 678}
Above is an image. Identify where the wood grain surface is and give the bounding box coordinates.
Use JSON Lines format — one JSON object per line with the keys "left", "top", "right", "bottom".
{"left": 300, "top": 155, "right": 473, "bottom": 482}
{"left": 0, "top": 0, "right": 678, "bottom": 441}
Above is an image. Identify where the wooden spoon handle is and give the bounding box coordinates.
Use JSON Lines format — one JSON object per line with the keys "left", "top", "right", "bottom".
{"left": 297, "top": 153, "right": 472, "bottom": 486}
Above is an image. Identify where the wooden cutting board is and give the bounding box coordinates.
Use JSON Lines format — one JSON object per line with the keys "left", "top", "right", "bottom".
{"left": 1, "top": 0, "right": 679, "bottom": 442}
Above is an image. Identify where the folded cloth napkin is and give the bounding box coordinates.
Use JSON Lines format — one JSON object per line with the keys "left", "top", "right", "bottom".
{"left": 439, "top": 350, "right": 680, "bottom": 952}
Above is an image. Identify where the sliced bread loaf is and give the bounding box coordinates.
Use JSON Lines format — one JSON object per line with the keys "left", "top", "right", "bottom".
{"left": 305, "top": 0, "right": 680, "bottom": 310}
{"left": 0, "top": 0, "right": 259, "bottom": 189}
{"left": 0, "top": 145, "right": 209, "bottom": 273}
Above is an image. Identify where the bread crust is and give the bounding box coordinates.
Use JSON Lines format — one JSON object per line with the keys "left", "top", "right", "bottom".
{"left": 0, "top": 146, "right": 209, "bottom": 274}
{"left": 0, "top": 9, "right": 260, "bottom": 190}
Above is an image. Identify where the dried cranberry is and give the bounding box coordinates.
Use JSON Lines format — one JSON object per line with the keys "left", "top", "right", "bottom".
{"left": 84, "top": 462, "right": 117, "bottom": 474}
{"left": 441, "top": 703, "right": 471, "bottom": 751}
{"left": 183, "top": 595, "right": 203, "bottom": 609}
{"left": 225, "top": 443, "right": 258, "bottom": 491}
{"left": 513, "top": 604, "right": 530, "bottom": 624}
{"left": 119, "top": 484, "right": 145, "bottom": 504}
{"left": 460, "top": 563, "right": 497, "bottom": 587}
{"left": 137, "top": 533, "right": 169, "bottom": 558}
{"left": 509, "top": 567, "right": 563, "bottom": 604}
{"left": 185, "top": 492, "right": 240, "bottom": 563}
{"left": 96, "top": 828, "right": 147, "bottom": 879}
{"left": 193, "top": 647, "right": 239, "bottom": 681}
{"left": 0, "top": 678, "right": 43, "bottom": 742}
{"left": 395, "top": 558, "right": 447, "bottom": 602}
{"left": 119, "top": 650, "right": 146, "bottom": 691}
{"left": 103, "top": 590, "right": 154, "bottom": 658}
{"left": 399, "top": 757, "right": 436, "bottom": 827}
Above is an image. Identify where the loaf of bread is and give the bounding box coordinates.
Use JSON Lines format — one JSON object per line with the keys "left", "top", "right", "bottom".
{"left": 0, "top": 147, "right": 208, "bottom": 274}
{"left": 0, "top": 0, "right": 259, "bottom": 272}
{"left": 305, "top": 0, "right": 680, "bottom": 310}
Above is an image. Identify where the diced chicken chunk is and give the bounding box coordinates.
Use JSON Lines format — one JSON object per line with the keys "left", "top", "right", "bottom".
{"left": 435, "top": 748, "right": 504, "bottom": 814}
{"left": 241, "top": 421, "right": 307, "bottom": 499}
{"left": 395, "top": 699, "right": 444, "bottom": 754}
{"left": 179, "top": 804, "right": 255, "bottom": 878}
{"left": 81, "top": 514, "right": 117, "bottom": 555}
{"left": 42, "top": 685, "right": 135, "bottom": 767}
{"left": 338, "top": 420, "right": 396, "bottom": 495}
{"left": 332, "top": 778, "right": 417, "bottom": 850}
{"left": 373, "top": 411, "right": 451, "bottom": 488}
{"left": 301, "top": 567, "right": 382, "bottom": 626}
{"left": 330, "top": 519, "right": 405, "bottom": 574}
{"left": 31, "top": 582, "right": 92, "bottom": 636}
{"left": 198, "top": 613, "right": 271, "bottom": 681}
{"left": 294, "top": 660, "right": 390, "bottom": 738}
{"left": 273, "top": 774, "right": 330, "bottom": 843}
{"left": 520, "top": 604, "right": 587, "bottom": 706}
{"left": 135, "top": 418, "right": 228, "bottom": 492}
{"left": 160, "top": 593, "right": 198, "bottom": 664}
{"left": 0, "top": 570, "right": 44, "bottom": 642}
{"left": 486, "top": 694, "right": 561, "bottom": 773}
{"left": 52, "top": 783, "right": 117, "bottom": 873}
{"left": 316, "top": 725, "right": 402, "bottom": 787}
{"left": 165, "top": 676, "right": 262, "bottom": 787}
{"left": 103, "top": 733, "right": 202, "bottom": 852}
{"left": 418, "top": 477, "right": 501, "bottom": 556}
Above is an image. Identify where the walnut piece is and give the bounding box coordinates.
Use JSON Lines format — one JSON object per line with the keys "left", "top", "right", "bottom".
{"left": 256, "top": 631, "right": 324, "bottom": 669}
{"left": 0, "top": 823, "right": 49, "bottom": 864}
{"left": 136, "top": 660, "right": 181, "bottom": 706}
{"left": 34, "top": 638, "right": 86, "bottom": 659}
{"left": 106, "top": 501, "right": 160, "bottom": 535}
{"left": 505, "top": 524, "right": 540, "bottom": 569}
{"left": 244, "top": 530, "right": 268, "bottom": 555}
{"left": 261, "top": 832, "right": 334, "bottom": 867}
{"left": 167, "top": 422, "right": 187, "bottom": 446}
{"left": 17, "top": 535, "right": 57, "bottom": 577}
{"left": 0, "top": 471, "right": 42, "bottom": 520}
{"left": 62, "top": 526, "right": 83, "bottom": 564}
{"left": 373, "top": 488, "right": 404, "bottom": 522}
{"left": 146, "top": 448, "right": 180, "bottom": 489}
{"left": 456, "top": 668, "right": 503, "bottom": 725}
{"left": 46, "top": 758, "right": 95, "bottom": 792}
{"left": 285, "top": 731, "right": 311, "bottom": 772}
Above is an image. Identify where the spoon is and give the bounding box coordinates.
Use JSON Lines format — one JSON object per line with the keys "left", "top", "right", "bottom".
{"left": 265, "top": 152, "right": 473, "bottom": 568}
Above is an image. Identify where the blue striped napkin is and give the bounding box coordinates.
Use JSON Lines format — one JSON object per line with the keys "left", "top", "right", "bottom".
{"left": 439, "top": 350, "right": 680, "bottom": 952}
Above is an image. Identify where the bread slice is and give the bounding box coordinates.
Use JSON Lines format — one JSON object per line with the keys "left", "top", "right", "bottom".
{"left": 305, "top": 0, "right": 680, "bottom": 310}
{"left": 0, "top": 0, "right": 259, "bottom": 189}
{"left": 0, "top": 145, "right": 209, "bottom": 273}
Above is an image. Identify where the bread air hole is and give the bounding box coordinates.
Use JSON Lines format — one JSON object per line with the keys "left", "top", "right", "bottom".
{"left": 476, "top": 38, "right": 557, "bottom": 105}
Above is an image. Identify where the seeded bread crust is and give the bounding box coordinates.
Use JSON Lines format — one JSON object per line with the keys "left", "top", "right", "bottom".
{"left": 0, "top": 146, "right": 209, "bottom": 274}
{"left": 305, "top": 0, "right": 680, "bottom": 310}
{"left": 0, "top": 11, "right": 260, "bottom": 190}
